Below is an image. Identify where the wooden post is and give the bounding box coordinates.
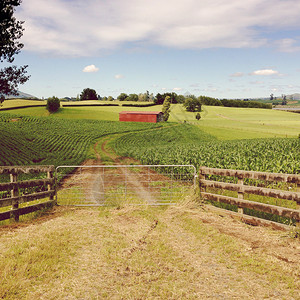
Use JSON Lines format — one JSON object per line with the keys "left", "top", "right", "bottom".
{"left": 47, "top": 171, "right": 54, "bottom": 202}
{"left": 10, "top": 172, "right": 19, "bottom": 222}
{"left": 198, "top": 169, "right": 205, "bottom": 192}
{"left": 237, "top": 176, "right": 244, "bottom": 214}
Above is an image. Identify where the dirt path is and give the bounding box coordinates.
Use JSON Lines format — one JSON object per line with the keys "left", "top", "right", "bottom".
{"left": 93, "top": 136, "right": 159, "bottom": 205}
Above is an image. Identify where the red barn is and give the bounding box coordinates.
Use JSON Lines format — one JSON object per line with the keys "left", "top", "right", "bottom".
{"left": 119, "top": 111, "right": 163, "bottom": 123}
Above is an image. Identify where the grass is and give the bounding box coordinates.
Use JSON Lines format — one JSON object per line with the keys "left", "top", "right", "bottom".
{"left": 169, "top": 104, "right": 300, "bottom": 139}
{"left": 4, "top": 103, "right": 299, "bottom": 140}
{"left": 0, "top": 205, "right": 298, "bottom": 299}
{"left": 0, "top": 99, "right": 46, "bottom": 109}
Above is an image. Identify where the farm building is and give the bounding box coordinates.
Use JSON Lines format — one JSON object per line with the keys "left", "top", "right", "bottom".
{"left": 119, "top": 111, "right": 163, "bottom": 123}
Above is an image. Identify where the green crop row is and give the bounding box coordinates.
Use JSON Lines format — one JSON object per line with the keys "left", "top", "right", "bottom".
{"left": 113, "top": 123, "right": 300, "bottom": 174}
{"left": 0, "top": 114, "right": 162, "bottom": 168}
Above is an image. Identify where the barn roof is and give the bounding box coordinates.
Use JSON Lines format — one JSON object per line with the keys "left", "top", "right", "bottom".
{"left": 119, "top": 111, "right": 162, "bottom": 115}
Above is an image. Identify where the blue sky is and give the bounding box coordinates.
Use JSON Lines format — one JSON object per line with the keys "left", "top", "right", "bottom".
{"left": 12, "top": 0, "right": 300, "bottom": 99}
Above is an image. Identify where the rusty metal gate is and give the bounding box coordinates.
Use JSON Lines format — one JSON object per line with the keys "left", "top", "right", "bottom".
{"left": 55, "top": 165, "right": 197, "bottom": 206}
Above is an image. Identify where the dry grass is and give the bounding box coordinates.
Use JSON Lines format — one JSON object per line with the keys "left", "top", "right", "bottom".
{"left": 0, "top": 201, "right": 299, "bottom": 299}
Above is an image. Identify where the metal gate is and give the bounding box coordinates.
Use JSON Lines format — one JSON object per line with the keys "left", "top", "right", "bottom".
{"left": 56, "top": 165, "right": 197, "bottom": 206}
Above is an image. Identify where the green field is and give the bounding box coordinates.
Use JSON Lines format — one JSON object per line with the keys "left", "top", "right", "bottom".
{"left": 0, "top": 102, "right": 299, "bottom": 226}
{"left": 0, "top": 100, "right": 299, "bottom": 174}
{"left": 0, "top": 113, "right": 162, "bottom": 166}
{"left": 1, "top": 100, "right": 300, "bottom": 139}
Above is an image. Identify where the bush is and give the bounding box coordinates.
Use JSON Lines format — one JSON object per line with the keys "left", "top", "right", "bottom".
{"left": 47, "top": 96, "right": 60, "bottom": 113}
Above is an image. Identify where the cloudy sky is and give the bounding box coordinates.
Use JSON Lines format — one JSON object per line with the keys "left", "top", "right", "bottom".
{"left": 12, "top": 0, "right": 300, "bottom": 99}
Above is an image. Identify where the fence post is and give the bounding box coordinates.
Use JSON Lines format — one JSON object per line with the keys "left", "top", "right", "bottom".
{"left": 10, "top": 172, "right": 19, "bottom": 222}
{"left": 47, "top": 170, "right": 54, "bottom": 202}
{"left": 198, "top": 167, "right": 206, "bottom": 200}
{"left": 237, "top": 176, "right": 244, "bottom": 214}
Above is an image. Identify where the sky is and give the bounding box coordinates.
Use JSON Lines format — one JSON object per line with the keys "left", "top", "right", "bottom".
{"left": 10, "top": 0, "right": 300, "bottom": 99}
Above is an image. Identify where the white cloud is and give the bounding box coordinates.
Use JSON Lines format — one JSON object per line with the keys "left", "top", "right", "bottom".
{"left": 82, "top": 64, "right": 99, "bottom": 73}
{"left": 16, "top": 0, "right": 300, "bottom": 56}
{"left": 275, "top": 38, "right": 300, "bottom": 53}
{"left": 230, "top": 72, "right": 244, "bottom": 77}
{"left": 173, "top": 87, "right": 182, "bottom": 91}
{"left": 251, "top": 69, "right": 279, "bottom": 76}
{"left": 114, "top": 74, "right": 124, "bottom": 79}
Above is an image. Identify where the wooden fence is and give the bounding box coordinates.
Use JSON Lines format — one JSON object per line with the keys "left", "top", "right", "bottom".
{"left": 0, "top": 166, "right": 56, "bottom": 222}
{"left": 199, "top": 167, "right": 300, "bottom": 228}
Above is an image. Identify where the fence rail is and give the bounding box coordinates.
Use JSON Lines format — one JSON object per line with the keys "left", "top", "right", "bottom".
{"left": 199, "top": 167, "right": 300, "bottom": 227}
{"left": 0, "top": 165, "right": 55, "bottom": 222}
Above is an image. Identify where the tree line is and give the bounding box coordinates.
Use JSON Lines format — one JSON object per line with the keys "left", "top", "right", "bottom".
{"left": 76, "top": 88, "right": 271, "bottom": 109}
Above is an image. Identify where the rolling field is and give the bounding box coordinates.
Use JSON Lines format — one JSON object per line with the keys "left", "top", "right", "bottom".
{"left": 0, "top": 102, "right": 299, "bottom": 173}
{"left": 2, "top": 100, "right": 299, "bottom": 139}
{"left": 0, "top": 113, "right": 162, "bottom": 167}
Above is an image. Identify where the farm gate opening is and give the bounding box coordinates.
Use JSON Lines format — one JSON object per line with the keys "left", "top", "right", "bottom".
{"left": 56, "top": 165, "right": 197, "bottom": 206}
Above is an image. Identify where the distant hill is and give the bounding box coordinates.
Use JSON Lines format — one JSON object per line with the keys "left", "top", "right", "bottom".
{"left": 287, "top": 93, "right": 300, "bottom": 100}
{"left": 5, "top": 91, "right": 38, "bottom": 99}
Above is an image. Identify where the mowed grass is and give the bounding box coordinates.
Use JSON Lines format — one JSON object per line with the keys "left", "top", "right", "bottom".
{"left": 0, "top": 205, "right": 299, "bottom": 299}
{"left": 0, "top": 99, "right": 46, "bottom": 108}
{"left": 3, "top": 102, "right": 299, "bottom": 140}
{"left": 169, "top": 104, "right": 300, "bottom": 139}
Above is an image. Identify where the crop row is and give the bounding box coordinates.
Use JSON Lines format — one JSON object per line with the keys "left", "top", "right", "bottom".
{"left": 113, "top": 123, "right": 300, "bottom": 174}
{"left": 0, "top": 114, "right": 161, "bottom": 168}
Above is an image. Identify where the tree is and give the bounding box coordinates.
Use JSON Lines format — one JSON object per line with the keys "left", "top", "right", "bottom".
{"left": 176, "top": 95, "right": 185, "bottom": 104}
{"left": 183, "top": 97, "right": 202, "bottom": 112}
{"left": 0, "top": 0, "right": 30, "bottom": 105}
{"left": 162, "top": 96, "right": 171, "bottom": 121}
{"left": 127, "top": 93, "right": 138, "bottom": 101}
{"left": 281, "top": 94, "right": 287, "bottom": 105}
{"left": 154, "top": 92, "right": 178, "bottom": 105}
{"left": 117, "top": 93, "right": 128, "bottom": 101}
{"left": 47, "top": 96, "right": 60, "bottom": 113}
{"left": 80, "top": 88, "right": 98, "bottom": 100}
{"left": 195, "top": 112, "right": 201, "bottom": 120}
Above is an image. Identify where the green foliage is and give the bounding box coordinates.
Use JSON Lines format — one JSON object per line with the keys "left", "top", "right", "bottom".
{"left": 126, "top": 94, "right": 138, "bottom": 101}
{"left": 199, "top": 96, "right": 222, "bottom": 106}
{"left": 162, "top": 96, "right": 171, "bottom": 121}
{"left": 183, "top": 97, "right": 202, "bottom": 112}
{"left": 198, "top": 96, "right": 272, "bottom": 109}
{"left": 46, "top": 96, "right": 60, "bottom": 113}
{"left": 80, "top": 88, "right": 98, "bottom": 100}
{"left": 196, "top": 113, "right": 201, "bottom": 120}
{"left": 220, "top": 99, "right": 272, "bottom": 109}
{"left": 0, "top": 0, "right": 30, "bottom": 101}
{"left": 117, "top": 93, "right": 128, "bottom": 101}
{"left": 154, "top": 92, "right": 178, "bottom": 105}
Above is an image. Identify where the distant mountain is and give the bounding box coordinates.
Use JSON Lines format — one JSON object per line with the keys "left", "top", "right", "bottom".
{"left": 5, "top": 91, "right": 37, "bottom": 99}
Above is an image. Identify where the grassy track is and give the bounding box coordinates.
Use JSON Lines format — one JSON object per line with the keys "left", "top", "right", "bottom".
{"left": 0, "top": 204, "right": 299, "bottom": 299}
